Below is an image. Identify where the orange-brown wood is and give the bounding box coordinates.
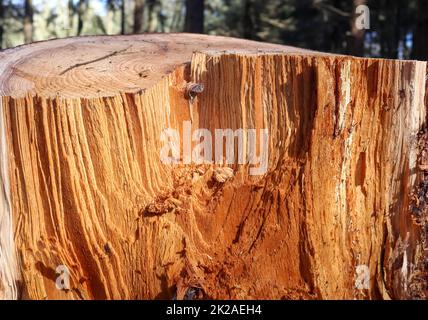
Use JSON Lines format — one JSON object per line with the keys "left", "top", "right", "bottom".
{"left": 0, "top": 34, "right": 427, "bottom": 300}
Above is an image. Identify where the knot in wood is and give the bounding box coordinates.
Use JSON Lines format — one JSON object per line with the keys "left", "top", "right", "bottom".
{"left": 186, "top": 82, "right": 204, "bottom": 101}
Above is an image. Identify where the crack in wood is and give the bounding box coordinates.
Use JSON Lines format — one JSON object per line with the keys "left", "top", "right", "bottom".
{"left": 59, "top": 46, "right": 132, "bottom": 75}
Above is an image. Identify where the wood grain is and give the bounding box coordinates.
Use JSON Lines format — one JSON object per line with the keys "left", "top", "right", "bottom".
{"left": 0, "top": 34, "right": 427, "bottom": 299}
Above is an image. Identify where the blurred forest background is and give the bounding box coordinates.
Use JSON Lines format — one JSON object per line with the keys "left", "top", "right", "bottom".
{"left": 0, "top": 0, "right": 427, "bottom": 60}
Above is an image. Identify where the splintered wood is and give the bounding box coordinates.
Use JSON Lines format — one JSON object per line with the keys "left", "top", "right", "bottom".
{"left": 0, "top": 34, "right": 427, "bottom": 300}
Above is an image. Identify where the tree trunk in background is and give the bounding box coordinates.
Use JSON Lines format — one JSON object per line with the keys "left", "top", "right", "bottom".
{"left": 23, "top": 0, "right": 33, "bottom": 44}
{"left": 77, "top": 0, "right": 86, "bottom": 36}
{"left": 0, "top": 0, "right": 4, "bottom": 49}
{"left": 121, "top": 0, "right": 126, "bottom": 35}
{"left": 348, "top": 0, "right": 366, "bottom": 56}
{"left": 243, "top": 0, "right": 254, "bottom": 39}
{"left": 66, "top": 0, "right": 74, "bottom": 37}
{"left": 379, "top": 1, "right": 402, "bottom": 59}
{"left": 243, "top": 0, "right": 262, "bottom": 40}
{"left": 412, "top": 0, "right": 428, "bottom": 60}
{"left": 106, "top": 0, "right": 116, "bottom": 35}
{"left": 0, "top": 34, "right": 427, "bottom": 300}
{"left": 147, "top": 0, "right": 157, "bottom": 32}
{"left": 185, "top": 0, "right": 204, "bottom": 33}
{"left": 171, "top": 0, "right": 183, "bottom": 32}
{"left": 133, "top": 0, "right": 145, "bottom": 33}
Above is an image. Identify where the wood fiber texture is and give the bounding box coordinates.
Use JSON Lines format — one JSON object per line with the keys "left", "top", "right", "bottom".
{"left": 0, "top": 34, "right": 427, "bottom": 299}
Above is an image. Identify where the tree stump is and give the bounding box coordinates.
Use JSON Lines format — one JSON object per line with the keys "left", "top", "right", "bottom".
{"left": 0, "top": 34, "right": 427, "bottom": 300}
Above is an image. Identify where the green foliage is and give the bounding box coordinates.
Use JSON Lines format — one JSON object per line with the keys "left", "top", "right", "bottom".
{"left": 0, "top": 0, "right": 426, "bottom": 59}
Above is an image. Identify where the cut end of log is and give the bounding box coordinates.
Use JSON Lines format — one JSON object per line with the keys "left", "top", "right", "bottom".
{"left": 0, "top": 33, "right": 317, "bottom": 99}
{"left": 0, "top": 33, "right": 427, "bottom": 300}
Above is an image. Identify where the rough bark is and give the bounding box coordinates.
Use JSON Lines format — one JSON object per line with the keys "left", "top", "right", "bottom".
{"left": 0, "top": 34, "right": 426, "bottom": 300}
